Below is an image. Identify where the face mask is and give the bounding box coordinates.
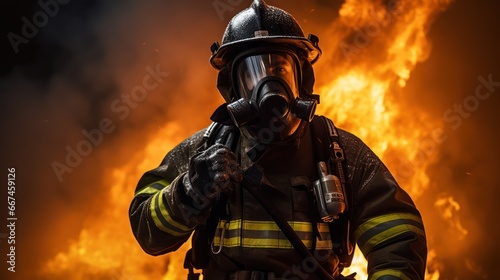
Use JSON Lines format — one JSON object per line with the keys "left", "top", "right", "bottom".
{"left": 227, "top": 52, "right": 317, "bottom": 143}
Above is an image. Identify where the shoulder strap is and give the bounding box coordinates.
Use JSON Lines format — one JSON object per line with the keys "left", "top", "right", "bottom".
{"left": 310, "top": 115, "right": 355, "bottom": 268}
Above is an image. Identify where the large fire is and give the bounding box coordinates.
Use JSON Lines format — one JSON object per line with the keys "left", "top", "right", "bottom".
{"left": 43, "top": 0, "right": 457, "bottom": 279}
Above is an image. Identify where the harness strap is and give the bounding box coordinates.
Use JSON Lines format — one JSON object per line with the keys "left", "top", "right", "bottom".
{"left": 310, "top": 116, "right": 354, "bottom": 268}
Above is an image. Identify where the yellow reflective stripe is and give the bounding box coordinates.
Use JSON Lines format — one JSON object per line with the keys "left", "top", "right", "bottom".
{"left": 149, "top": 191, "right": 192, "bottom": 236}
{"left": 370, "top": 269, "right": 411, "bottom": 280}
{"left": 217, "top": 219, "right": 242, "bottom": 231}
{"left": 153, "top": 190, "right": 193, "bottom": 232}
{"left": 359, "top": 224, "right": 425, "bottom": 255}
{"left": 244, "top": 220, "right": 312, "bottom": 232}
{"left": 149, "top": 192, "right": 181, "bottom": 236}
{"left": 355, "top": 213, "right": 425, "bottom": 255}
{"left": 135, "top": 179, "right": 169, "bottom": 196}
{"left": 217, "top": 219, "right": 330, "bottom": 233}
{"left": 354, "top": 213, "right": 423, "bottom": 240}
{"left": 213, "top": 219, "right": 332, "bottom": 250}
{"left": 214, "top": 236, "right": 333, "bottom": 249}
{"left": 213, "top": 236, "right": 240, "bottom": 247}
{"left": 242, "top": 238, "right": 299, "bottom": 249}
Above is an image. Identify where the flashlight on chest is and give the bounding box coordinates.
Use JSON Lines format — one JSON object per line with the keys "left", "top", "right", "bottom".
{"left": 313, "top": 161, "right": 346, "bottom": 222}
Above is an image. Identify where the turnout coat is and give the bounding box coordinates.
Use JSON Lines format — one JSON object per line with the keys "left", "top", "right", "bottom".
{"left": 129, "top": 117, "right": 427, "bottom": 280}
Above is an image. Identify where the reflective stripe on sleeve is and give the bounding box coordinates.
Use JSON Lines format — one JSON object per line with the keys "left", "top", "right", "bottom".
{"left": 370, "top": 269, "right": 411, "bottom": 280}
{"left": 134, "top": 179, "right": 169, "bottom": 196}
{"left": 148, "top": 182, "right": 193, "bottom": 236}
{"left": 355, "top": 213, "right": 425, "bottom": 255}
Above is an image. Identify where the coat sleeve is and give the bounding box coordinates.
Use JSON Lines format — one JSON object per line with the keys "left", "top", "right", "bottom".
{"left": 128, "top": 129, "right": 209, "bottom": 256}
{"left": 341, "top": 130, "right": 427, "bottom": 280}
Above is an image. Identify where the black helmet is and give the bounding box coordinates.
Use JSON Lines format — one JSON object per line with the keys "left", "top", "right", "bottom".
{"left": 210, "top": 0, "right": 321, "bottom": 71}
{"left": 210, "top": 0, "right": 322, "bottom": 147}
{"left": 210, "top": 0, "right": 322, "bottom": 103}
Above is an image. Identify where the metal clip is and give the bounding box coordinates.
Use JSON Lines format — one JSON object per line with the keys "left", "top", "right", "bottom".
{"left": 211, "top": 220, "right": 228, "bottom": 255}
{"left": 333, "top": 142, "right": 345, "bottom": 162}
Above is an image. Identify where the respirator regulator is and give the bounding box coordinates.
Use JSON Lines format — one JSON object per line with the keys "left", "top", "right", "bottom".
{"left": 226, "top": 52, "right": 317, "bottom": 142}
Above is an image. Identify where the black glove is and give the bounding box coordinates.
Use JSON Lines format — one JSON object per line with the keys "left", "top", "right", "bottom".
{"left": 183, "top": 144, "right": 243, "bottom": 210}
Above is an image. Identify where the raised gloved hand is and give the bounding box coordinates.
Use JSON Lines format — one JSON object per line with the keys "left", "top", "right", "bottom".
{"left": 183, "top": 144, "right": 243, "bottom": 209}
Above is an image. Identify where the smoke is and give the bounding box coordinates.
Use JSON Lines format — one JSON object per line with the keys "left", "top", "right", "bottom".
{"left": 1, "top": 0, "right": 499, "bottom": 279}
{"left": 0, "top": 0, "right": 231, "bottom": 279}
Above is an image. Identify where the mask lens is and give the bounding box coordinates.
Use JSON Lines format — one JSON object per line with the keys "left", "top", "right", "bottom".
{"left": 236, "top": 53, "right": 297, "bottom": 99}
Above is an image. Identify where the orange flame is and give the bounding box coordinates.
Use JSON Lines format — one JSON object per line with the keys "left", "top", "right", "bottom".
{"left": 315, "top": 0, "right": 455, "bottom": 278}
{"left": 42, "top": 0, "right": 458, "bottom": 279}
{"left": 43, "top": 123, "right": 187, "bottom": 279}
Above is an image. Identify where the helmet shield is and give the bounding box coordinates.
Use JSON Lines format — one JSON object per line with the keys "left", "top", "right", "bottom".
{"left": 235, "top": 53, "right": 298, "bottom": 100}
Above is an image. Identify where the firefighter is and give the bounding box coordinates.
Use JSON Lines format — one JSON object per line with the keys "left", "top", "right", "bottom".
{"left": 129, "top": 1, "right": 427, "bottom": 279}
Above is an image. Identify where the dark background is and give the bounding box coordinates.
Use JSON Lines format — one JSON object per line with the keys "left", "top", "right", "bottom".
{"left": 1, "top": 0, "right": 499, "bottom": 279}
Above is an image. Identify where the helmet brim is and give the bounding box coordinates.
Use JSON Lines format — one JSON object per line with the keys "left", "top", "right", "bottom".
{"left": 210, "top": 36, "right": 322, "bottom": 70}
